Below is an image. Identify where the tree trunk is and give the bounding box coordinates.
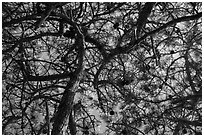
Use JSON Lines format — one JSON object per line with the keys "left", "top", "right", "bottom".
{"left": 51, "top": 77, "right": 79, "bottom": 135}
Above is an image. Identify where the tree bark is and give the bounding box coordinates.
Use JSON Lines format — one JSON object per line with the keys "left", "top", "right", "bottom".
{"left": 68, "top": 110, "right": 77, "bottom": 135}
{"left": 51, "top": 78, "right": 77, "bottom": 135}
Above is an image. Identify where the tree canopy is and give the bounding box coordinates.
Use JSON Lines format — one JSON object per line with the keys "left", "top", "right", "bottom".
{"left": 2, "top": 2, "right": 202, "bottom": 135}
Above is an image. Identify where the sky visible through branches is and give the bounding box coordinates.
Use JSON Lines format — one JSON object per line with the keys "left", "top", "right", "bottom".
{"left": 2, "top": 2, "right": 202, "bottom": 135}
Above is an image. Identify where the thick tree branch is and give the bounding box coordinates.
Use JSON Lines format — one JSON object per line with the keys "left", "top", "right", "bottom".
{"left": 126, "top": 12, "right": 202, "bottom": 53}
{"left": 68, "top": 111, "right": 77, "bottom": 135}
{"left": 51, "top": 18, "right": 85, "bottom": 134}
{"left": 26, "top": 72, "right": 73, "bottom": 81}
{"left": 136, "top": 2, "right": 155, "bottom": 37}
